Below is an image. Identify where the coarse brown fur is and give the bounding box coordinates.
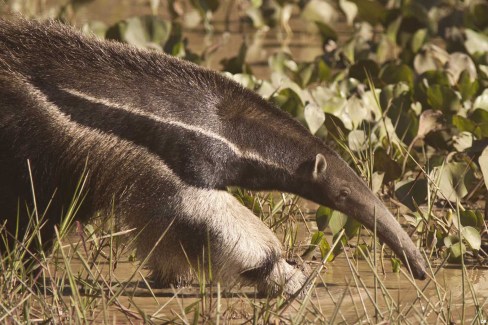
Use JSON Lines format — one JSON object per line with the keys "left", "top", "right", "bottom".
{"left": 0, "top": 18, "right": 426, "bottom": 296}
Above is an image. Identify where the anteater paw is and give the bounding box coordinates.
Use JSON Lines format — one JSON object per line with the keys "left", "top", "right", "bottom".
{"left": 258, "top": 259, "right": 310, "bottom": 298}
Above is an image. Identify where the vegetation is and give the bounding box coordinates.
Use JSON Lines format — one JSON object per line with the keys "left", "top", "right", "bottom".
{"left": 1, "top": 0, "right": 487, "bottom": 323}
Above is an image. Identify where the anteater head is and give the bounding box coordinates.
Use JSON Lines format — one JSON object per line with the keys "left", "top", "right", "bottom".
{"left": 222, "top": 82, "right": 427, "bottom": 280}
{"left": 300, "top": 151, "right": 427, "bottom": 280}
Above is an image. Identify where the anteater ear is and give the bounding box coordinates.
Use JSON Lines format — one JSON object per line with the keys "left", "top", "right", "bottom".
{"left": 313, "top": 153, "right": 327, "bottom": 179}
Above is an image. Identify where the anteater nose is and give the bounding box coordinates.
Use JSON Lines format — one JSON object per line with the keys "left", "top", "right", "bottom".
{"left": 415, "top": 269, "right": 426, "bottom": 280}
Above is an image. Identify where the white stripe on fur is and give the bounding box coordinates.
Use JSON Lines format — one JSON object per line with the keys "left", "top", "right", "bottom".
{"left": 62, "top": 88, "right": 283, "bottom": 170}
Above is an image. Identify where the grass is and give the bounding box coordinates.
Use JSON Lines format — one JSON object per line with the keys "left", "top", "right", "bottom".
{"left": 0, "top": 184, "right": 486, "bottom": 323}
{"left": 0, "top": 49, "right": 486, "bottom": 325}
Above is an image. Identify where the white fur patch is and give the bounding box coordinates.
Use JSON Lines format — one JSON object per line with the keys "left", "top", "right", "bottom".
{"left": 178, "top": 187, "right": 282, "bottom": 275}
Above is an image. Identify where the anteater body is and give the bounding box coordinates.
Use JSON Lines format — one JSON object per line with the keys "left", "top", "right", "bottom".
{"left": 0, "top": 19, "right": 426, "bottom": 296}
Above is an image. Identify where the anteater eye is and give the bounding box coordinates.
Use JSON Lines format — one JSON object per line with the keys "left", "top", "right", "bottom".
{"left": 339, "top": 188, "right": 350, "bottom": 200}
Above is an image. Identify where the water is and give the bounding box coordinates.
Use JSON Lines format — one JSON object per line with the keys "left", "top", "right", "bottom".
{"left": 62, "top": 228, "right": 487, "bottom": 323}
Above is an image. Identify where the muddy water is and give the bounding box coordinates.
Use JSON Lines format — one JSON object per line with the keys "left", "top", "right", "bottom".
{"left": 3, "top": 1, "right": 487, "bottom": 323}
{"left": 58, "top": 201, "right": 487, "bottom": 323}
{"left": 61, "top": 225, "right": 487, "bottom": 324}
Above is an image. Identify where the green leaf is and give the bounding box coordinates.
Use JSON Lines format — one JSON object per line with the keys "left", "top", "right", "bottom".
{"left": 250, "top": 0, "right": 262, "bottom": 8}
{"left": 391, "top": 257, "right": 402, "bottom": 273}
{"left": 316, "top": 209, "right": 359, "bottom": 241}
{"left": 339, "top": 0, "right": 357, "bottom": 25}
{"left": 471, "top": 109, "right": 488, "bottom": 138}
{"left": 373, "top": 148, "right": 402, "bottom": 183}
{"left": 269, "top": 52, "right": 296, "bottom": 75}
{"left": 380, "top": 83, "right": 410, "bottom": 112}
{"left": 227, "top": 73, "right": 256, "bottom": 89}
{"left": 310, "top": 231, "right": 324, "bottom": 246}
{"left": 345, "top": 95, "right": 375, "bottom": 128}
{"left": 271, "top": 88, "right": 304, "bottom": 119}
{"left": 82, "top": 21, "right": 107, "bottom": 38}
{"left": 301, "top": 0, "right": 337, "bottom": 25}
{"left": 316, "top": 58, "right": 332, "bottom": 82}
{"left": 418, "top": 70, "right": 450, "bottom": 87}
{"left": 315, "top": 22, "right": 338, "bottom": 42}
{"left": 461, "top": 227, "right": 481, "bottom": 251}
{"left": 347, "top": 0, "right": 386, "bottom": 24}
{"left": 106, "top": 16, "right": 171, "bottom": 49}
{"left": 448, "top": 242, "right": 466, "bottom": 263}
{"left": 403, "top": 212, "right": 423, "bottom": 227}
{"left": 394, "top": 178, "right": 428, "bottom": 211}
{"left": 190, "top": 0, "right": 219, "bottom": 14}
{"left": 464, "top": 29, "right": 488, "bottom": 56}
{"left": 323, "top": 113, "right": 349, "bottom": 139}
{"left": 106, "top": 17, "right": 147, "bottom": 48}
{"left": 379, "top": 63, "right": 414, "bottom": 89}
{"left": 458, "top": 70, "right": 479, "bottom": 101}
{"left": 344, "top": 217, "right": 361, "bottom": 239}
{"left": 413, "top": 45, "right": 449, "bottom": 75}
{"left": 459, "top": 210, "right": 484, "bottom": 229}
{"left": 443, "top": 235, "right": 458, "bottom": 248}
{"left": 304, "top": 103, "right": 325, "bottom": 135}
{"left": 473, "top": 89, "right": 488, "bottom": 110}
{"left": 402, "top": 2, "right": 431, "bottom": 30}
{"left": 452, "top": 132, "right": 473, "bottom": 152}
{"left": 430, "top": 162, "right": 470, "bottom": 202}
{"left": 479, "top": 146, "right": 488, "bottom": 192}
{"left": 246, "top": 7, "right": 266, "bottom": 29}
{"left": 426, "top": 85, "right": 461, "bottom": 112}
{"left": 302, "top": 231, "right": 325, "bottom": 258}
{"left": 319, "top": 236, "right": 333, "bottom": 261}
{"left": 385, "top": 16, "right": 402, "bottom": 42}
{"left": 348, "top": 130, "right": 368, "bottom": 152}
{"left": 424, "top": 129, "right": 451, "bottom": 151}
{"left": 313, "top": 88, "right": 346, "bottom": 116}
{"left": 446, "top": 53, "right": 477, "bottom": 86}
{"left": 469, "top": 2, "right": 488, "bottom": 29}
{"left": 453, "top": 115, "right": 476, "bottom": 134}
{"left": 298, "top": 62, "right": 315, "bottom": 87}
{"left": 376, "top": 35, "right": 397, "bottom": 64}
{"left": 220, "top": 43, "right": 249, "bottom": 74}
{"left": 417, "top": 109, "right": 443, "bottom": 139}
{"left": 411, "top": 28, "right": 427, "bottom": 53}
{"left": 303, "top": 230, "right": 335, "bottom": 261}
{"left": 371, "top": 171, "right": 384, "bottom": 194}
{"left": 348, "top": 59, "right": 380, "bottom": 85}
{"left": 146, "top": 16, "right": 173, "bottom": 46}
{"left": 455, "top": 109, "right": 488, "bottom": 138}
{"left": 443, "top": 234, "right": 469, "bottom": 263}
{"left": 331, "top": 233, "right": 347, "bottom": 259}
{"left": 382, "top": 85, "right": 419, "bottom": 144}
{"left": 316, "top": 206, "right": 333, "bottom": 231}
{"left": 329, "top": 211, "right": 348, "bottom": 236}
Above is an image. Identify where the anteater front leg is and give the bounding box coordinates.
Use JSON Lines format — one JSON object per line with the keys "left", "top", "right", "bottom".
{"left": 171, "top": 188, "right": 308, "bottom": 296}
{"left": 128, "top": 184, "right": 307, "bottom": 296}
